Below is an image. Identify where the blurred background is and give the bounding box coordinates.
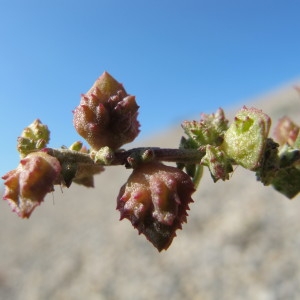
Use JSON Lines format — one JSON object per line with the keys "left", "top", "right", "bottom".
{"left": 1, "top": 1, "right": 300, "bottom": 299}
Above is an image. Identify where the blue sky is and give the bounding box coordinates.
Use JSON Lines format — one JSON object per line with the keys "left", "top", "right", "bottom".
{"left": 1, "top": 0, "right": 300, "bottom": 178}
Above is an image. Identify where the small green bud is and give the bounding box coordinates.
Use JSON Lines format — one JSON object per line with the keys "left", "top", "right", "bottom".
{"left": 94, "top": 146, "right": 115, "bottom": 165}
{"left": 222, "top": 107, "right": 271, "bottom": 170}
{"left": 21, "top": 119, "right": 50, "bottom": 142}
{"left": 17, "top": 119, "right": 50, "bottom": 157}
{"left": 181, "top": 108, "right": 228, "bottom": 147}
{"left": 69, "top": 141, "right": 83, "bottom": 151}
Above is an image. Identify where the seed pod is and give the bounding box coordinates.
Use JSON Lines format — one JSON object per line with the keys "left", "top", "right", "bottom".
{"left": 2, "top": 152, "right": 61, "bottom": 218}
{"left": 117, "top": 161, "right": 195, "bottom": 251}
{"left": 73, "top": 72, "right": 140, "bottom": 150}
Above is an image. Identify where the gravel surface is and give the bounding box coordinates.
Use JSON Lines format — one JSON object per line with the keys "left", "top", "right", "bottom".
{"left": 1, "top": 83, "right": 300, "bottom": 300}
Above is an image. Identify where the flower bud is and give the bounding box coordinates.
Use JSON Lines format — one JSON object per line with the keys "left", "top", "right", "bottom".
{"left": 69, "top": 141, "right": 83, "bottom": 151}
{"left": 73, "top": 72, "right": 140, "bottom": 150}
{"left": 2, "top": 152, "right": 61, "bottom": 218}
{"left": 117, "top": 162, "right": 195, "bottom": 251}
{"left": 181, "top": 108, "right": 228, "bottom": 147}
{"left": 17, "top": 119, "right": 50, "bottom": 157}
{"left": 222, "top": 106, "right": 271, "bottom": 170}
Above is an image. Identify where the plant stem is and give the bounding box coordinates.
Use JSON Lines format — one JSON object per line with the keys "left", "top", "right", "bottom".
{"left": 46, "top": 147, "right": 205, "bottom": 168}
{"left": 113, "top": 147, "right": 205, "bottom": 166}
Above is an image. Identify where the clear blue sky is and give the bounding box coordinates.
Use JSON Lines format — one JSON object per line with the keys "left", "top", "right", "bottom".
{"left": 1, "top": 0, "right": 300, "bottom": 178}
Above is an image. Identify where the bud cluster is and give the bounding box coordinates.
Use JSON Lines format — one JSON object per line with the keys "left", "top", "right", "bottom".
{"left": 17, "top": 119, "right": 50, "bottom": 157}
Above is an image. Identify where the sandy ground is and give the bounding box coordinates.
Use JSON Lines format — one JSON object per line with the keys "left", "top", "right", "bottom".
{"left": 1, "top": 83, "right": 300, "bottom": 300}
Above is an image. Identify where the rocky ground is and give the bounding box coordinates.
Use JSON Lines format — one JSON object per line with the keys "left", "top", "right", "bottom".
{"left": 1, "top": 83, "right": 300, "bottom": 300}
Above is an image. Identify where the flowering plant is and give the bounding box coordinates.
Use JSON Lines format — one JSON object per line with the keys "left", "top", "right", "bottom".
{"left": 2, "top": 72, "right": 300, "bottom": 251}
